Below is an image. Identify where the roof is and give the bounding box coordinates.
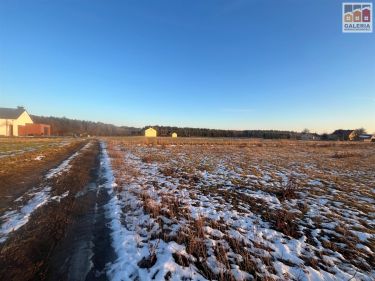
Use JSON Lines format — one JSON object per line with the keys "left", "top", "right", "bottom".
{"left": 0, "top": 107, "right": 26, "bottom": 119}
{"left": 359, "top": 134, "right": 373, "bottom": 139}
{"left": 333, "top": 129, "right": 353, "bottom": 136}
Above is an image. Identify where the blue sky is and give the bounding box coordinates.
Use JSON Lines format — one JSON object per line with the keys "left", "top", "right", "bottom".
{"left": 1, "top": 0, "right": 374, "bottom": 133}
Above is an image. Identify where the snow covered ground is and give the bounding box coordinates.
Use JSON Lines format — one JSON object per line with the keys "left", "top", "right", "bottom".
{"left": 103, "top": 140, "right": 374, "bottom": 281}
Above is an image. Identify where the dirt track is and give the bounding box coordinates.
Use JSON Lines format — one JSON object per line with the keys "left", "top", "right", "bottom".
{"left": 0, "top": 140, "right": 85, "bottom": 212}
{"left": 0, "top": 140, "right": 114, "bottom": 281}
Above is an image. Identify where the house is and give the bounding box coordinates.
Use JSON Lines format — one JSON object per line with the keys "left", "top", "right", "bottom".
{"left": 0, "top": 107, "right": 51, "bottom": 136}
{"left": 349, "top": 130, "right": 357, "bottom": 141}
{"left": 362, "top": 7, "right": 371, "bottom": 22}
{"left": 145, "top": 127, "right": 157, "bottom": 137}
{"left": 172, "top": 132, "right": 177, "bottom": 138}
{"left": 348, "top": 131, "right": 374, "bottom": 142}
{"left": 301, "top": 133, "right": 320, "bottom": 141}
{"left": 332, "top": 129, "right": 353, "bottom": 141}
{"left": 344, "top": 13, "right": 353, "bottom": 22}
{"left": 353, "top": 9, "right": 362, "bottom": 22}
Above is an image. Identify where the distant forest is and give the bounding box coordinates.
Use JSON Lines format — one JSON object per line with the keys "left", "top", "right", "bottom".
{"left": 32, "top": 115, "right": 358, "bottom": 140}
{"left": 31, "top": 115, "right": 139, "bottom": 136}
{"left": 145, "top": 126, "right": 303, "bottom": 139}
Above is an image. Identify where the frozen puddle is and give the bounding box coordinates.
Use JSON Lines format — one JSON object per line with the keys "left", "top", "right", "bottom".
{"left": 0, "top": 142, "right": 91, "bottom": 243}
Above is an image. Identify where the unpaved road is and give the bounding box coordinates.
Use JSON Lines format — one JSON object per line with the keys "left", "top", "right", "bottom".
{"left": 0, "top": 140, "right": 115, "bottom": 281}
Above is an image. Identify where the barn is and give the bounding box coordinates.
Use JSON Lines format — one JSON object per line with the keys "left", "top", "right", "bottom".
{"left": 0, "top": 107, "right": 51, "bottom": 136}
{"left": 145, "top": 127, "right": 157, "bottom": 137}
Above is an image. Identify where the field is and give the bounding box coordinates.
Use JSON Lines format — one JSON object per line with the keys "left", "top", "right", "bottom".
{"left": 0, "top": 137, "right": 74, "bottom": 158}
{"left": 0, "top": 137, "right": 374, "bottom": 280}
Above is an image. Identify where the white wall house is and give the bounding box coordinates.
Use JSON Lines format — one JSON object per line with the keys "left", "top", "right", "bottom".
{"left": 0, "top": 107, "right": 34, "bottom": 136}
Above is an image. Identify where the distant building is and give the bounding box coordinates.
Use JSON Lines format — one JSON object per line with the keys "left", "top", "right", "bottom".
{"left": 19, "top": 123, "right": 51, "bottom": 136}
{"left": 172, "top": 132, "right": 177, "bottom": 138}
{"left": 349, "top": 130, "right": 357, "bottom": 141}
{"left": 145, "top": 127, "right": 157, "bottom": 137}
{"left": 349, "top": 131, "right": 374, "bottom": 142}
{"left": 301, "top": 133, "right": 320, "bottom": 141}
{"left": 359, "top": 134, "right": 373, "bottom": 142}
{"left": 0, "top": 107, "right": 51, "bottom": 136}
{"left": 332, "top": 129, "right": 353, "bottom": 141}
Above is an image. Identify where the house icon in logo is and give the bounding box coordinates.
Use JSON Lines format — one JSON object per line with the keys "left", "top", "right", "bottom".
{"left": 345, "top": 13, "right": 353, "bottom": 22}
{"left": 344, "top": 4, "right": 353, "bottom": 22}
{"left": 353, "top": 8, "right": 362, "bottom": 22}
{"left": 363, "top": 6, "right": 371, "bottom": 22}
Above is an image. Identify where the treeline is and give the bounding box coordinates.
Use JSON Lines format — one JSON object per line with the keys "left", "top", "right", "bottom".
{"left": 31, "top": 115, "right": 140, "bottom": 136}
{"left": 31, "top": 115, "right": 304, "bottom": 138}
{"left": 31, "top": 115, "right": 365, "bottom": 141}
{"left": 143, "top": 125, "right": 302, "bottom": 139}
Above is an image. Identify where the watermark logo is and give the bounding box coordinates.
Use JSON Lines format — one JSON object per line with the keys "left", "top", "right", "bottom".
{"left": 342, "top": 3, "right": 372, "bottom": 33}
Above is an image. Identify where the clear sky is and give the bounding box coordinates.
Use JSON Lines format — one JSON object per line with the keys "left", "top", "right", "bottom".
{"left": 1, "top": 0, "right": 374, "bottom": 133}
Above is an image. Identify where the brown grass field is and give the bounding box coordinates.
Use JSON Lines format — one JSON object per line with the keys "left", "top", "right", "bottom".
{"left": 103, "top": 137, "right": 375, "bottom": 280}
{"left": 0, "top": 137, "right": 374, "bottom": 281}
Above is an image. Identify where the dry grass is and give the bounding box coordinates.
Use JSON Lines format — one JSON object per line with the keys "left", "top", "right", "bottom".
{"left": 104, "top": 137, "right": 375, "bottom": 280}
